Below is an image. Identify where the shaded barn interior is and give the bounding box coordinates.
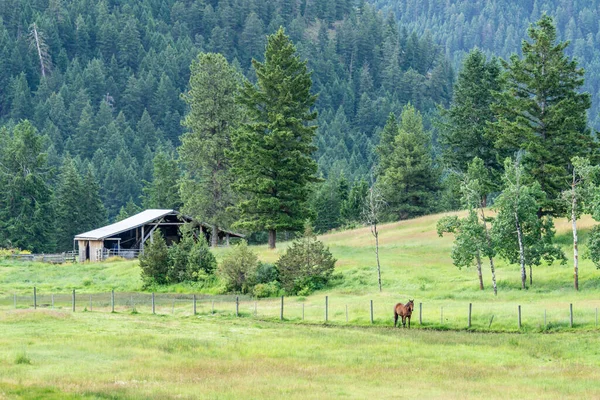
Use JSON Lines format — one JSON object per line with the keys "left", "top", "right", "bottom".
{"left": 74, "top": 209, "right": 243, "bottom": 262}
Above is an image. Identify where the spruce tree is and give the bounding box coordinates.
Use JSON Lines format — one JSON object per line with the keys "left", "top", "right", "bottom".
{"left": 231, "top": 28, "right": 319, "bottom": 249}
{"left": 493, "top": 15, "right": 595, "bottom": 216}
{"left": 180, "top": 52, "right": 240, "bottom": 246}
{"left": 0, "top": 121, "right": 56, "bottom": 252}
{"left": 376, "top": 104, "right": 440, "bottom": 220}
{"left": 440, "top": 49, "right": 502, "bottom": 182}
{"left": 142, "top": 151, "right": 182, "bottom": 210}
{"left": 54, "top": 157, "right": 84, "bottom": 251}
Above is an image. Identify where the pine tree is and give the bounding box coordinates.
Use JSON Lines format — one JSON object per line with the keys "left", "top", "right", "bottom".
{"left": 180, "top": 52, "right": 241, "bottom": 246}
{"left": 493, "top": 15, "right": 595, "bottom": 216}
{"left": 80, "top": 164, "right": 106, "bottom": 232}
{"left": 54, "top": 157, "right": 84, "bottom": 251}
{"left": 377, "top": 104, "right": 440, "bottom": 220}
{"left": 439, "top": 49, "right": 502, "bottom": 180}
{"left": 142, "top": 151, "right": 182, "bottom": 210}
{"left": 0, "top": 121, "right": 56, "bottom": 252}
{"left": 231, "top": 28, "right": 319, "bottom": 249}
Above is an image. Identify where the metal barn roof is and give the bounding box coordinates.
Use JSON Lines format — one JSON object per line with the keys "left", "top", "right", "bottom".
{"left": 74, "top": 209, "right": 177, "bottom": 240}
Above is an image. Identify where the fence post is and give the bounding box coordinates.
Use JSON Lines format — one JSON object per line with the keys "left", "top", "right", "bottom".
{"left": 325, "top": 296, "right": 328, "bottom": 322}
{"left": 236, "top": 296, "right": 239, "bottom": 317}
{"left": 280, "top": 296, "right": 284, "bottom": 320}
{"left": 419, "top": 302, "right": 422, "bottom": 325}
{"left": 51, "top": 294, "right": 54, "bottom": 309}
{"left": 596, "top": 308, "right": 598, "bottom": 328}
{"left": 152, "top": 293, "right": 155, "bottom": 314}
{"left": 111, "top": 290, "right": 115, "bottom": 313}
{"left": 131, "top": 295, "right": 134, "bottom": 312}
{"left": 212, "top": 301, "right": 214, "bottom": 314}
{"left": 518, "top": 305, "right": 522, "bottom": 329}
{"left": 89, "top": 295, "right": 92, "bottom": 311}
{"left": 33, "top": 287, "right": 37, "bottom": 309}
{"left": 193, "top": 294, "right": 197, "bottom": 315}
{"left": 544, "top": 309, "right": 547, "bottom": 329}
{"left": 440, "top": 306, "right": 443, "bottom": 325}
{"left": 302, "top": 303, "right": 304, "bottom": 320}
{"left": 346, "top": 305, "right": 348, "bottom": 323}
{"left": 72, "top": 290, "right": 75, "bottom": 312}
{"left": 569, "top": 303, "right": 573, "bottom": 328}
{"left": 468, "top": 303, "right": 472, "bottom": 328}
{"left": 370, "top": 300, "right": 374, "bottom": 324}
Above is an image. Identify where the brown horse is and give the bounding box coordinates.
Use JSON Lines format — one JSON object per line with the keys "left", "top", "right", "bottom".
{"left": 394, "top": 300, "right": 414, "bottom": 328}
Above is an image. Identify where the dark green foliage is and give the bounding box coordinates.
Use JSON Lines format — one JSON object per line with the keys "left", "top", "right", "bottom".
{"left": 0, "top": 121, "right": 56, "bottom": 253}
{"left": 231, "top": 28, "right": 319, "bottom": 248}
{"left": 276, "top": 224, "right": 337, "bottom": 295}
{"left": 493, "top": 16, "right": 595, "bottom": 216}
{"left": 341, "top": 179, "right": 369, "bottom": 223}
{"left": 142, "top": 151, "right": 182, "bottom": 210}
{"left": 376, "top": 104, "right": 441, "bottom": 220}
{"left": 439, "top": 49, "right": 502, "bottom": 181}
{"left": 179, "top": 53, "right": 240, "bottom": 244}
{"left": 254, "top": 262, "right": 279, "bottom": 285}
{"left": 139, "top": 230, "right": 169, "bottom": 286}
{"left": 217, "top": 241, "right": 259, "bottom": 293}
{"left": 168, "top": 235, "right": 217, "bottom": 283}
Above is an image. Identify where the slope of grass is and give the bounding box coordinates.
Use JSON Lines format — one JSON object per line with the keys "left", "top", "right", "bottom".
{"left": 0, "top": 310, "right": 599, "bottom": 399}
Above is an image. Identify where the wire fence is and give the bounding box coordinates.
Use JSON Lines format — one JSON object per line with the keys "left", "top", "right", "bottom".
{"left": 2, "top": 288, "right": 600, "bottom": 331}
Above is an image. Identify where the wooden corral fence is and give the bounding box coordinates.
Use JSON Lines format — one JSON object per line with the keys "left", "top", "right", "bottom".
{"left": 10, "top": 252, "right": 77, "bottom": 264}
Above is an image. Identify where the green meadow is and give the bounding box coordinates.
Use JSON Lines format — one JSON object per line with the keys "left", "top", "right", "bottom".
{"left": 2, "top": 212, "right": 600, "bottom": 398}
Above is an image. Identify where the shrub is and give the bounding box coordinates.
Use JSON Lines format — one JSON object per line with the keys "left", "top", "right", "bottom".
{"left": 168, "top": 235, "right": 216, "bottom": 283}
{"left": 218, "top": 241, "right": 259, "bottom": 293}
{"left": 139, "top": 231, "right": 169, "bottom": 285}
{"left": 255, "top": 262, "right": 279, "bottom": 284}
{"left": 276, "top": 223, "right": 337, "bottom": 295}
{"left": 253, "top": 281, "right": 281, "bottom": 298}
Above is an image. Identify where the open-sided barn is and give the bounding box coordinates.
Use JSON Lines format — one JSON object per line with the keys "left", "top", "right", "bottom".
{"left": 74, "top": 209, "right": 243, "bottom": 262}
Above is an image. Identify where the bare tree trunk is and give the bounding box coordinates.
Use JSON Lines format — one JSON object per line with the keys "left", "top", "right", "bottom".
{"left": 515, "top": 212, "right": 526, "bottom": 289}
{"left": 374, "top": 223, "right": 382, "bottom": 292}
{"left": 529, "top": 265, "right": 532, "bottom": 286}
{"left": 268, "top": 229, "right": 276, "bottom": 250}
{"left": 480, "top": 207, "right": 497, "bottom": 296}
{"left": 31, "top": 24, "right": 46, "bottom": 78}
{"left": 476, "top": 250, "right": 484, "bottom": 290}
{"left": 211, "top": 224, "right": 219, "bottom": 247}
{"left": 572, "top": 184, "right": 579, "bottom": 291}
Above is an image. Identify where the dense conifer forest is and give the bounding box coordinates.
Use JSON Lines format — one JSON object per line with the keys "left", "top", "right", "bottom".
{"left": 1, "top": 0, "right": 600, "bottom": 254}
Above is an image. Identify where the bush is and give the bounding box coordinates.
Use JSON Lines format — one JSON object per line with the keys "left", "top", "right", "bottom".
{"left": 253, "top": 281, "right": 281, "bottom": 298}
{"left": 276, "top": 223, "right": 337, "bottom": 295}
{"left": 140, "top": 230, "right": 216, "bottom": 286}
{"left": 139, "top": 231, "right": 169, "bottom": 285}
{"left": 218, "top": 241, "right": 259, "bottom": 293}
{"left": 168, "top": 235, "right": 217, "bottom": 283}
{"left": 255, "top": 262, "right": 279, "bottom": 284}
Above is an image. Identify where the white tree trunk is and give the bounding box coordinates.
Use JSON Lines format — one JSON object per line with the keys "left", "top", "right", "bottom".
{"left": 476, "top": 250, "right": 484, "bottom": 290}
{"left": 572, "top": 187, "right": 579, "bottom": 291}
{"left": 480, "top": 207, "right": 497, "bottom": 296}
{"left": 515, "top": 212, "right": 526, "bottom": 290}
{"left": 374, "top": 223, "right": 382, "bottom": 292}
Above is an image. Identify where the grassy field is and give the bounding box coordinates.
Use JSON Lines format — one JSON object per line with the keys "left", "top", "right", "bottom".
{"left": 1, "top": 310, "right": 599, "bottom": 399}
{"left": 2, "top": 212, "right": 600, "bottom": 398}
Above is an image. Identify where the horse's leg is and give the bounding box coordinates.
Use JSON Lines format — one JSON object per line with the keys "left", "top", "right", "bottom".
{"left": 394, "top": 312, "right": 398, "bottom": 327}
{"left": 408, "top": 316, "right": 411, "bottom": 329}
{"left": 402, "top": 316, "right": 406, "bottom": 328}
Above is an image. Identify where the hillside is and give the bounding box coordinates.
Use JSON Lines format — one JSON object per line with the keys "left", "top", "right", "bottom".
{"left": 370, "top": 0, "right": 600, "bottom": 130}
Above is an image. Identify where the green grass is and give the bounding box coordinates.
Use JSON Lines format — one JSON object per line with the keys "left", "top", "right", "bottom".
{"left": 0, "top": 310, "right": 599, "bottom": 399}
{"left": 2, "top": 212, "right": 600, "bottom": 397}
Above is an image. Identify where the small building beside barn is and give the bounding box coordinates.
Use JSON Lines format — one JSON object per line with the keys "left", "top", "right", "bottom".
{"left": 74, "top": 209, "right": 243, "bottom": 262}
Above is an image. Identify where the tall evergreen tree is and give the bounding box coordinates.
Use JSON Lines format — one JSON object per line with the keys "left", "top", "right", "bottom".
{"left": 0, "top": 121, "right": 56, "bottom": 252}
{"left": 376, "top": 104, "right": 440, "bottom": 220}
{"left": 180, "top": 52, "right": 240, "bottom": 246}
{"left": 54, "top": 156, "right": 84, "bottom": 251}
{"left": 142, "top": 151, "right": 182, "bottom": 210}
{"left": 439, "top": 49, "right": 502, "bottom": 183}
{"left": 493, "top": 15, "right": 595, "bottom": 216}
{"left": 231, "top": 28, "right": 319, "bottom": 249}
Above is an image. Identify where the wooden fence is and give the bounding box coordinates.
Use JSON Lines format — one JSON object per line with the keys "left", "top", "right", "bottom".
{"left": 2, "top": 288, "right": 600, "bottom": 331}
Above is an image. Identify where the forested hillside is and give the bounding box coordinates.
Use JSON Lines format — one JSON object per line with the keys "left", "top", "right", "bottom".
{"left": 0, "top": 0, "right": 452, "bottom": 227}
{"left": 369, "top": 0, "right": 600, "bottom": 129}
